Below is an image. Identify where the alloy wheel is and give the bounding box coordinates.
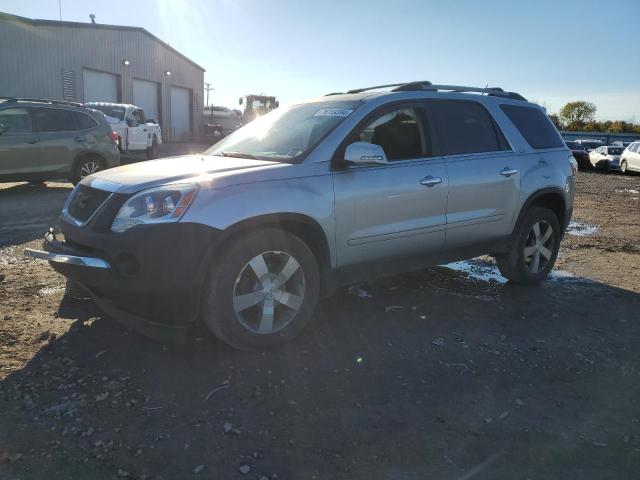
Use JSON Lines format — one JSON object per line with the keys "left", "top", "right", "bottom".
{"left": 233, "top": 251, "right": 305, "bottom": 334}
{"left": 80, "top": 161, "right": 101, "bottom": 179}
{"left": 523, "top": 220, "right": 555, "bottom": 274}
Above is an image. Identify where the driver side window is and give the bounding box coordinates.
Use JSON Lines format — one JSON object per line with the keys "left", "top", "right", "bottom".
{"left": 356, "top": 108, "right": 427, "bottom": 161}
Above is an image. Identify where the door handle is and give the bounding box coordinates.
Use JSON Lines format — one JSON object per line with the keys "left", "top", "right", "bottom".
{"left": 500, "top": 167, "right": 518, "bottom": 177}
{"left": 420, "top": 175, "right": 443, "bottom": 187}
{"left": 143, "top": 128, "right": 148, "bottom": 132}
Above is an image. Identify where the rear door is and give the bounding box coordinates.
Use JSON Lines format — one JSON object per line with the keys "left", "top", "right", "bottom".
{"left": 0, "top": 106, "right": 40, "bottom": 179}
{"left": 333, "top": 104, "right": 448, "bottom": 268}
{"left": 426, "top": 99, "right": 521, "bottom": 248}
{"left": 32, "top": 107, "right": 80, "bottom": 177}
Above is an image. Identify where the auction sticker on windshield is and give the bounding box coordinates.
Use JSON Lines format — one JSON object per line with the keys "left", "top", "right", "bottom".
{"left": 313, "top": 109, "right": 353, "bottom": 117}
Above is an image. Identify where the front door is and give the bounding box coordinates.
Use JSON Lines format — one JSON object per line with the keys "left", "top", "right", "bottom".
{"left": 126, "top": 109, "right": 148, "bottom": 151}
{"left": 426, "top": 99, "right": 521, "bottom": 248}
{"left": 333, "top": 106, "right": 449, "bottom": 268}
{"left": 0, "top": 107, "right": 40, "bottom": 180}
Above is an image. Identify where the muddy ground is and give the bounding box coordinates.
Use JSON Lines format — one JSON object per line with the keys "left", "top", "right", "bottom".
{"left": 1, "top": 148, "right": 639, "bottom": 479}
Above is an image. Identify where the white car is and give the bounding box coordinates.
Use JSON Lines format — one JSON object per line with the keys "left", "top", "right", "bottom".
{"left": 85, "top": 103, "right": 162, "bottom": 159}
{"left": 588, "top": 145, "right": 624, "bottom": 170}
{"left": 620, "top": 141, "right": 640, "bottom": 174}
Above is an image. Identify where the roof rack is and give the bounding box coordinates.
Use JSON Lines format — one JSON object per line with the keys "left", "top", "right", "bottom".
{"left": 0, "top": 97, "right": 83, "bottom": 107}
{"left": 330, "top": 81, "right": 527, "bottom": 101}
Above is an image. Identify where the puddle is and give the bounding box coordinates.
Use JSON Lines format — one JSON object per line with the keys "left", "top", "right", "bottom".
{"left": 566, "top": 221, "right": 598, "bottom": 237}
{"left": 443, "top": 259, "right": 575, "bottom": 284}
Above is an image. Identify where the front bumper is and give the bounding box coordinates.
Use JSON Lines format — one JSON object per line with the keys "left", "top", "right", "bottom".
{"left": 25, "top": 221, "right": 222, "bottom": 340}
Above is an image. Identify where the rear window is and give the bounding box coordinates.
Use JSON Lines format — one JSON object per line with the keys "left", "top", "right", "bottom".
{"left": 89, "top": 105, "right": 125, "bottom": 121}
{"left": 500, "top": 105, "right": 563, "bottom": 149}
{"left": 428, "top": 100, "right": 510, "bottom": 156}
{"left": 33, "top": 108, "right": 76, "bottom": 132}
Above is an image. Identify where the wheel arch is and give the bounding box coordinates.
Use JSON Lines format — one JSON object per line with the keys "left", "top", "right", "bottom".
{"left": 515, "top": 188, "right": 568, "bottom": 233}
{"left": 71, "top": 151, "right": 107, "bottom": 179}
{"left": 204, "top": 212, "right": 333, "bottom": 295}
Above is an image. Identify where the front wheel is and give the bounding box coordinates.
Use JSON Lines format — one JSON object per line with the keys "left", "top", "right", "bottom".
{"left": 496, "top": 206, "right": 561, "bottom": 284}
{"left": 620, "top": 160, "right": 628, "bottom": 174}
{"left": 202, "top": 229, "right": 320, "bottom": 350}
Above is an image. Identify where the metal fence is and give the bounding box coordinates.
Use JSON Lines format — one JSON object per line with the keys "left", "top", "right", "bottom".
{"left": 561, "top": 131, "right": 640, "bottom": 145}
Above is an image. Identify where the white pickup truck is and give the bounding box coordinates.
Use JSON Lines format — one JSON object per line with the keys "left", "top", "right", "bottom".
{"left": 85, "top": 102, "right": 162, "bottom": 159}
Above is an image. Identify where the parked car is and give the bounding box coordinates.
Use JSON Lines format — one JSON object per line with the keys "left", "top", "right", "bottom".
{"left": 26, "top": 82, "right": 576, "bottom": 350}
{"left": 589, "top": 145, "right": 624, "bottom": 170}
{"left": 620, "top": 141, "right": 640, "bottom": 174}
{"left": 573, "top": 139, "right": 605, "bottom": 151}
{"left": 565, "top": 141, "right": 590, "bottom": 170}
{"left": 85, "top": 103, "right": 162, "bottom": 159}
{"left": 0, "top": 97, "right": 120, "bottom": 184}
{"left": 611, "top": 141, "right": 635, "bottom": 148}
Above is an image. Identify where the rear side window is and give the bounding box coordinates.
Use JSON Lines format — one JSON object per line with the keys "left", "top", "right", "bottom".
{"left": 427, "top": 100, "right": 509, "bottom": 156}
{"left": 0, "top": 108, "right": 32, "bottom": 133}
{"left": 74, "top": 112, "right": 98, "bottom": 130}
{"left": 33, "top": 108, "right": 76, "bottom": 132}
{"left": 500, "top": 104, "right": 563, "bottom": 149}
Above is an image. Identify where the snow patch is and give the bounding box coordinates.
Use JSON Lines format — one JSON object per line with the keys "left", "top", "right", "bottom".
{"left": 567, "top": 221, "right": 598, "bottom": 237}
{"left": 444, "top": 259, "right": 575, "bottom": 284}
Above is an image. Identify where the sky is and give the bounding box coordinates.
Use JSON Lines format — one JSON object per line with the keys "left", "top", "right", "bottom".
{"left": 1, "top": 0, "right": 639, "bottom": 122}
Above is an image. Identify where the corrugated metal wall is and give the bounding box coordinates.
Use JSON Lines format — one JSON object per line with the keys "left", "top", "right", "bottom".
{"left": 0, "top": 18, "right": 205, "bottom": 141}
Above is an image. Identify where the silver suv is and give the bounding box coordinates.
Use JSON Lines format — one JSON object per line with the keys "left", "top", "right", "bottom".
{"left": 26, "top": 82, "right": 577, "bottom": 350}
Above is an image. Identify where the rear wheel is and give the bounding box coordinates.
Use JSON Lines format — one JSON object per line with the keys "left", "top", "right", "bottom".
{"left": 202, "top": 229, "right": 320, "bottom": 350}
{"left": 146, "top": 136, "right": 158, "bottom": 160}
{"left": 72, "top": 156, "right": 104, "bottom": 184}
{"left": 496, "top": 206, "right": 561, "bottom": 284}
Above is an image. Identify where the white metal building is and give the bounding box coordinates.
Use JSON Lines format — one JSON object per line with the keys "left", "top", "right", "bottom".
{"left": 0, "top": 12, "right": 205, "bottom": 141}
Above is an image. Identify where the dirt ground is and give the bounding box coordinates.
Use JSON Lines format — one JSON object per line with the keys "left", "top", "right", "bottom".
{"left": 1, "top": 147, "right": 639, "bottom": 479}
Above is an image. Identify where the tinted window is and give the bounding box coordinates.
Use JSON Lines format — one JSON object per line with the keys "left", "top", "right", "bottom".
{"left": 356, "top": 108, "right": 426, "bottom": 160}
{"left": 0, "top": 108, "right": 32, "bottom": 133}
{"left": 500, "top": 105, "right": 563, "bottom": 149}
{"left": 428, "top": 100, "right": 507, "bottom": 156}
{"left": 33, "top": 108, "right": 76, "bottom": 132}
{"left": 88, "top": 105, "right": 125, "bottom": 120}
{"left": 74, "top": 112, "right": 98, "bottom": 130}
{"left": 132, "top": 109, "right": 145, "bottom": 125}
{"left": 607, "top": 147, "right": 623, "bottom": 155}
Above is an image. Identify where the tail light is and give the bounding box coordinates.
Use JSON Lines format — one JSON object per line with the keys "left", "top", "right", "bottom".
{"left": 569, "top": 154, "right": 578, "bottom": 176}
{"left": 110, "top": 131, "right": 120, "bottom": 142}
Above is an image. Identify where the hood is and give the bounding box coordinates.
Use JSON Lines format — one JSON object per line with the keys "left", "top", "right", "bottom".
{"left": 83, "top": 154, "right": 284, "bottom": 194}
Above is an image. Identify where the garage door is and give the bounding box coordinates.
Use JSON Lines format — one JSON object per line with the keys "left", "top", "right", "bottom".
{"left": 83, "top": 69, "right": 118, "bottom": 103}
{"left": 170, "top": 86, "right": 190, "bottom": 141}
{"left": 133, "top": 79, "right": 159, "bottom": 122}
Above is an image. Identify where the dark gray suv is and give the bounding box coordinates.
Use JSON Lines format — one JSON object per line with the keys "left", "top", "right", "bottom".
{"left": 0, "top": 98, "right": 120, "bottom": 184}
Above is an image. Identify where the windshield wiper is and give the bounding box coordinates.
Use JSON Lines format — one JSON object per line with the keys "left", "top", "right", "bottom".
{"left": 216, "top": 151, "right": 260, "bottom": 160}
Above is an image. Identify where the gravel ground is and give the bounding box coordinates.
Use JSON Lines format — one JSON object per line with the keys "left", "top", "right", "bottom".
{"left": 1, "top": 153, "right": 639, "bottom": 479}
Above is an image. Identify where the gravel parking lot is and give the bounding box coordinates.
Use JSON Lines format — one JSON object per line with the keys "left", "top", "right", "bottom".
{"left": 1, "top": 147, "right": 639, "bottom": 479}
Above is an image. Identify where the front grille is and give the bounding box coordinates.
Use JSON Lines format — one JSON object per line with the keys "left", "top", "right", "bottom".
{"left": 67, "top": 185, "right": 111, "bottom": 224}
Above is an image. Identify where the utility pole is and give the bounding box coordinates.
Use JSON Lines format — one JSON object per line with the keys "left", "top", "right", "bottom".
{"left": 204, "top": 83, "right": 214, "bottom": 107}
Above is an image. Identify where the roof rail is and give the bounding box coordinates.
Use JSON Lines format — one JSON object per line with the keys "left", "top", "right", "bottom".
{"left": 0, "top": 97, "right": 83, "bottom": 107}
{"left": 390, "top": 83, "right": 527, "bottom": 101}
{"left": 346, "top": 81, "right": 432, "bottom": 94}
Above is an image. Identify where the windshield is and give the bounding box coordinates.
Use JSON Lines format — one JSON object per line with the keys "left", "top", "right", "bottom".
{"left": 205, "top": 100, "right": 361, "bottom": 162}
{"left": 607, "top": 147, "right": 623, "bottom": 155}
{"left": 88, "top": 105, "right": 125, "bottom": 121}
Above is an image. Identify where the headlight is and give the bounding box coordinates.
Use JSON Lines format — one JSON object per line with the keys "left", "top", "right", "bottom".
{"left": 111, "top": 184, "right": 198, "bottom": 232}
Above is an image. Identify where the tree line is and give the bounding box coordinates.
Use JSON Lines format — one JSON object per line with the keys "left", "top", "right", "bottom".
{"left": 548, "top": 101, "right": 640, "bottom": 134}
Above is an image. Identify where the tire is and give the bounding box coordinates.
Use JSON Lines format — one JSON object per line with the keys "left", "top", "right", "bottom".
{"left": 496, "top": 206, "right": 561, "bottom": 284}
{"left": 146, "top": 136, "right": 158, "bottom": 160}
{"left": 620, "top": 160, "right": 628, "bottom": 174}
{"left": 72, "top": 156, "right": 104, "bottom": 184}
{"left": 202, "top": 229, "right": 320, "bottom": 350}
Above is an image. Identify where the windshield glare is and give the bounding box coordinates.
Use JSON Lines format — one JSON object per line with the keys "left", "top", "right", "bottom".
{"left": 89, "top": 105, "right": 125, "bottom": 120}
{"left": 205, "top": 101, "right": 361, "bottom": 162}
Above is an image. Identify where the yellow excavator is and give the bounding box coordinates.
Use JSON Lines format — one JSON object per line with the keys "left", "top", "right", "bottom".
{"left": 239, "top": 94, "right": 279, "bottom": 123}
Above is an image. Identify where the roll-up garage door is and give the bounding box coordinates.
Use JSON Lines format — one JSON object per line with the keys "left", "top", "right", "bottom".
{"left": 133, "top": 79, "right": 159, "bottom": 122}
{"left": 83, "top": 69, "right": 118, "bottom": 103}
{"left": 170, "top": 86, "right": 190, "bottom": 141}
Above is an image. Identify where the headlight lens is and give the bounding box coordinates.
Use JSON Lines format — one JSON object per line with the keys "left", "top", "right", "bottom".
{"left": 111, "top": 184, "right": 198, "bottom": 232}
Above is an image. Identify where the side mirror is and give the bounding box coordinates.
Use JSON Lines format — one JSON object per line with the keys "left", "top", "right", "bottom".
{"left": 344, "top": 142, "right": 388, "bottom": 165}
{"left": 274, "top": 101, "right": 280, "bottom": 108}
{"left": 239, "top": 97, "right": 243, "bottom": 105}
